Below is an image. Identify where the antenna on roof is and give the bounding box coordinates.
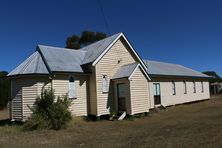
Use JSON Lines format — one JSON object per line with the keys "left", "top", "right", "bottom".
{"left": 97, "top": 0, "right": 111, "bottom": 35}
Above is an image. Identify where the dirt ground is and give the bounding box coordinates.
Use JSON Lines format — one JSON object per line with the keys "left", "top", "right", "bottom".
{"left": 0, "top": 95, "right": 222, "bottom": 148}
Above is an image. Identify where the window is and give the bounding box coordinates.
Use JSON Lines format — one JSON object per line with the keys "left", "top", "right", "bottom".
{"left": 183, "top": 81, "right": 187, "bottom": 94}
{"left": 69, "top": 76, "right": 76, "bottom": 99}
{"left": 102, "top": 75, "right": 109, "bottom": 93}
{"left": 153, "top": 83, "right": 161, "bottom": 96}
{"left": 193, "top": 81, "right": 196, "bottom": 93}
{"left": 153, "top": 83, "right": 161, "bottom": 105}
{"left": 172, "top": 81, "right": 176, "bottom": 95}
{"left": 117, "top": 83, "right": 126, "bottom": 98}
{"left": 201, "top": 81, "right": 204, "bottom": 93}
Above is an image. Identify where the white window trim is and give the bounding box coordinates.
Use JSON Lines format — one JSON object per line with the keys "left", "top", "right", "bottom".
{"left": 102, "top": 75, "right": 109, "bottom": 93}
{"left": 68, "top": 76, "right": 76, "bottom": 99}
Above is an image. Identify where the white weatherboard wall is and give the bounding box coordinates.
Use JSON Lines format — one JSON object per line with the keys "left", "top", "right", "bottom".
{"left": 130, "top": 67, "right": 149, "bottom": 115}
{"left": 95, "top": 38, "right": 138, "bottom": 116}
{"left": 149, "top": 80, "right": 210, "bottom": 108}
{"left": 11, "top": 75, "right": 88, "bottom": 121}
{"left": 11, "top": 77, "right": 51, "bottom": 121}
{"left": 52, "top": 74, "right": 88, "bottom": 116}
{"left": 11, "top": 78, "right": 23, "bottom": 121}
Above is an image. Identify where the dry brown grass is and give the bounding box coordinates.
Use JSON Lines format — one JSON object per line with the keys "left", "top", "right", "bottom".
{"left": 0, "top": 95, "right": 222, "bottom": 148}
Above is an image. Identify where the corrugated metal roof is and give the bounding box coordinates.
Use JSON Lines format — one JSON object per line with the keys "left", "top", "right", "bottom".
{"left": 81, "top": 33, "right": 121, "bottom": 65}
{"left": 8, "top": 51, "right": 49, "bottom": 76}
{"left": 144, "top": 60, "right": 209, "bottom": 78}
{"left": 9, "top": 32, "right": 210, "bottom": 79}
{"left": 112, "top": 63, "right": 138, "bottom": 79}
{"left": 37, "top": 45, "right": 86, "bottom": 73}
{"left": 8, "top": 32, "right": 125, "bottom": 76}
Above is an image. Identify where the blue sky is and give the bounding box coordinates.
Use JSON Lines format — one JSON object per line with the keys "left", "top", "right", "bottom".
{"left": 0, "top": 0, "right": 221, "bottom": 76}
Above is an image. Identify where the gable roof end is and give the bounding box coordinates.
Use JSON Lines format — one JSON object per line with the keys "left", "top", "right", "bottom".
{"left": 80, "top": 32, "right": 121, "bottom": 65}
{"left": 113, "top": 62, "right": 150, "bottom": 80}
{"left": 128, "top": 64, "right": 150, "bottom": 80}
{"left": 89, "top": 32, "right": 148, "bottom": 70}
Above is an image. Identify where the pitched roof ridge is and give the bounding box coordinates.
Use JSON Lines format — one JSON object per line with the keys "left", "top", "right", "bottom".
{"left": 37, "top": 44, "right": 86, "bottom": 53}
{"left": 8, "top": 51, "right": 49, "bottom": 76}
{"left": 79, "top": 32, "right": 122, "bottom": 51}
{"left": 19, "top": 51, "right": 39, "bottom": 74}
{"left": 34, "top": 52, "right": 41, "bottom": 73}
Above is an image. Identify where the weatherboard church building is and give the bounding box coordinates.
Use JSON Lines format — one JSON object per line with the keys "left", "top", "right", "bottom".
{"left": 8, "top": 32, "right": 210, "bottom": 121}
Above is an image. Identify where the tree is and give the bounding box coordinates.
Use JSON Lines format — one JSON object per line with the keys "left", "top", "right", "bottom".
{"left": 65, "top": 31, "right": 107, "bottom": 49}
{"left": 65, "top": 35, "right": 81, "bottom": 49}
{"left": 203, "top": 71, "right": 222, "bottom": 83}
{"left": 0, "top": 71, "right": 8, "bottom": 77}
{"left": 0, "top": 71, "right": 10, "bottom": 110}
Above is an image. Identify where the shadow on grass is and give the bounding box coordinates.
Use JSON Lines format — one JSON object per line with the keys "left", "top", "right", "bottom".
{"left": 0, "top": 119, "right": 23, "bottom": 126}
{"left": 84, "top": 113, "right": 149, "bottom": 122}
{"left": 0, "top": 119, "right": 11, "bottom": 126}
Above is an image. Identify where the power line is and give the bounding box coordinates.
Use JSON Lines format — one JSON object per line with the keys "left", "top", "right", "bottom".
{"left": 97, "top": 0, "right": 111, "bottom": 35}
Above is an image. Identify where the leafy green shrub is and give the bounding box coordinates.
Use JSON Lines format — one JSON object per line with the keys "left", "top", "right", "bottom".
{"left": 24, "top": 88, "right": 72, "bottom": 130}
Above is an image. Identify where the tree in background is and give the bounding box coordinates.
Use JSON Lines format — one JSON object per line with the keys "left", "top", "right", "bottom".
{"left": 0, "top": 71, "right": 10, "bottom": 110}
{"left": 65, "top": 31, "right": 107, "bottom": 49}
{"left": 203, "top": 71, "right": 222, "bottom": 94}
{"left": 203, "top": 71, "right": 222, "bottom": 83}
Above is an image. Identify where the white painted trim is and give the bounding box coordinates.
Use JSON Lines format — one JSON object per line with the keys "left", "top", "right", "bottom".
{"left": 128, "top": 64, "right": 140, "bottom": 80}
{"left": 68, "top": 74, "right": 77, "bottom": 99}
{"left": 121, "top": 34, "right": 147, "bottom": 69}
{"left": 92, "top": 33, "right": 122, "bottom": 66}
{"left": 139, "top": 65, "right": 151, "bottom": 80}
{"left": 92, "top": 33, "right": 148, "bottom": 71}
{"left": 128, "top": 64, "right": 151, "bottom": 80}
{"left": 155, "top": 104, "right": 161, "bottom": 107}
{"left": 118, "top": 112, "right": 126, "bottom": 120}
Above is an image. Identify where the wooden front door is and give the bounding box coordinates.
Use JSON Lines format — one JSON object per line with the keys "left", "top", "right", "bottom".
{"left": 153, "top": 83, "right": 161, "bottom": 105}
{"left": 117, "top": 83, "right": 126, "bottom": 112}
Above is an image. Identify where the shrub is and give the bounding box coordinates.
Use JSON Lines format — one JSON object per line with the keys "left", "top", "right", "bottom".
{"left": 0, "top": 71, "right": 10, "bottom": 110}
{"left": 24, "top": 88, "right": 72, "bottom": 130}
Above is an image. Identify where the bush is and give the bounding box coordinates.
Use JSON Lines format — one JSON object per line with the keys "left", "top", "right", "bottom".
{"left": 24, "top": 88, "right": 72, "bottom": 130}
{"left": 0, "top": 71, "right": 10, "bottom": 110}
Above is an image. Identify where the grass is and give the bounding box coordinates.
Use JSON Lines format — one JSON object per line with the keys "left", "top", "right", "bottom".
{"left": 0, "top": 95, "right": 222, "bottom": 147}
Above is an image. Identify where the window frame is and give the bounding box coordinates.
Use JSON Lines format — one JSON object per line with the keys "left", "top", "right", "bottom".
{"left": 183, "top": 80, "right": 187, "bottom": 94}
{"left": 201, "top": 81, "right": 204, "bottom": 93}
{"left": 102, "top": 75, "right": 109, "bottom": 93}
{"left": 172, "top": 81, "right": 176, "bottom": 95}
{"left": 193, "top": 81, "right": 196, "bottom": 93}
{"left": 68, "top": 76, "right": 76, "bottom": 99}
{"left": 153, "top": 83, "right": 161, "bottom": 96}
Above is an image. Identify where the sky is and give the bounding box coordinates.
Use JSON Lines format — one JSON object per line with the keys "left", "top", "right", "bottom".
{"left": 0, "top": 0, "right": 221, "bottom": 76}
